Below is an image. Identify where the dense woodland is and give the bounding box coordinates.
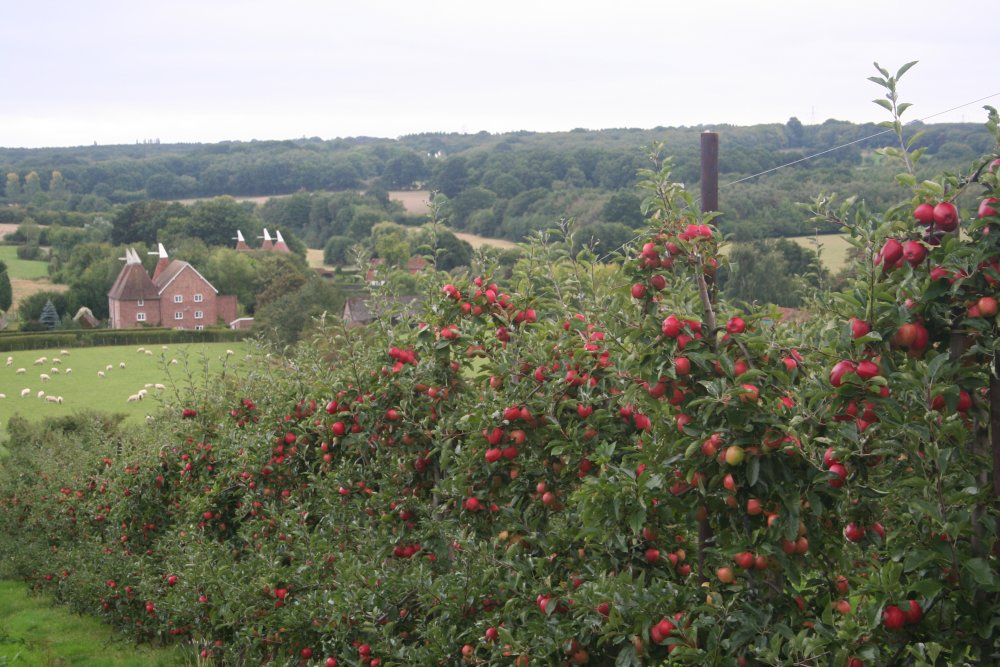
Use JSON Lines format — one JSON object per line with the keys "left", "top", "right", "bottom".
{"left": 1, "top": 119, "right": 990, "bottom": 242}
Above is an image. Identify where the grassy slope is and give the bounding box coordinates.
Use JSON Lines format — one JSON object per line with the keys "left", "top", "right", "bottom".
{"left": 0, "top": 341, "right": 250, "bottom": 428}
{"left": 0, "top": 246, "right": 48, "bottom": 280}
{"left": 0, "top": 580, "right": 190, "bottom": 666}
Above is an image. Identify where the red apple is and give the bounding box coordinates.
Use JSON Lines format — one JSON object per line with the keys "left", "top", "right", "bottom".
{"left": 933, "top": 201, "right": 959, "bottom": 231}
{"left": 829, "top": 360, "right": 857, "bottom": 387}
{"left": 843, "top": 522, "right": 866, "bottom": 542}
{"left": 904, "top": 599, "right": 923, "bottom": 624}
{"left": 902, "top": 240, "right": 926, "bottom": 267}
{"left": 913, "top": 202, "right": 935, "bottom": 225}
{"left": 883, "top": 604, "right": 906, "bottom": 630}
{"left": 849, "top": 318, "right": 871, "bottom": 339}
{"left": 979, "top": 197, "right": 999, "bottom": 218}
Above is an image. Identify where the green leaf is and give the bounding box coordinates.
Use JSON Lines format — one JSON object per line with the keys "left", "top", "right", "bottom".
{"left": 872, "top": 98, "right": 893, "bottom": 112}
{"left": 747, "top": 456, "right": 760, "bottom": 487}
{"left": 964, "top": 558, "right": 995, "bottom": 586}
{"left": 896, "top": 60, "right": 918, "bottom": 79}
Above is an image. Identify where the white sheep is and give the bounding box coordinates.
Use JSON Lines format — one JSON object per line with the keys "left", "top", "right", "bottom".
{"left": 154, "top": 383, "right": 166, "bottom": 390}
{"left": 52, "top": 357, "right": 61, "bottom": 365}
{"left": 33, "top": 357, "right": 46, "bottom": 365}
{"left": 106, "top": 364, "right": 113, "bottom": 371}
{"left": 15, "top": 368, "right": 25, "bottom": 375}
{"left": 60, "top": 350, "right": 69, "bottom": 355}
{"left": 39, "top": 373, "right": 50, "bottom": 382}
{"left": 119, "top": 362, "right": 126, "bottom": 369}
{"left": 20, "top": 388, "right": 30, "bottom": 397}
{"left": 170, "top": 359, "right": 178, "bottom": 365}
{"left": 144, "top": 383, "right": 154, "bottom": 388}
{"left": 37, "top": 390, "right": 45, "bottom": 399}
{"left": 97, "top": 371, "right": 105, "bottom": 378}
{"left": 144, "top": 350, "right": 153, "bottom": 356}
{"left": 50, "top": 367, "right": 59, "bottom": 374}
{"left": 45, "top": 395, "right": 59, "bottom": 403}
{"left": 137, "top": 389, "right": 147, "bottom": 398}
{"left": 226, "top": 349, "right": 234, "bottom": 356}
{"left": 57, "top": 396, "right": 63, "bottom": 404}
{"left": 0, "top": 393, "right": 5, "bottom": 399}
{"left": 65, "top": 368, "right": 72, "bottom": 374}
{"left": 162, "top": 345, "right": 168, "bottom": 350}
{"left": 136, "top": 347, "right": 146, "bottom": 353}
{"left": 5, "top": 356, "right": 12, "bottom": 366}
{"left": 127, "top": 394, "right": 142, "bottom": 402}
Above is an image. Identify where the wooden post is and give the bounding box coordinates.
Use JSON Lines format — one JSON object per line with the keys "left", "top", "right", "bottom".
{"left": 701, "top": 132, "right": 719, "bottom": 214}
{"left": 697, "top": 130, "right": 719, "bottom": 583}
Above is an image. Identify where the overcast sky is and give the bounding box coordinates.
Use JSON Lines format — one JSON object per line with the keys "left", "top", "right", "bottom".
{"left": 2, "top": 0, "right": 996, "bottom": 148}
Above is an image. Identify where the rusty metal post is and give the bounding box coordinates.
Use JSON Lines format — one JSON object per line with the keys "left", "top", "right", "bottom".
{"left": 701, "top": 131, "right": 719, "bottom": 213}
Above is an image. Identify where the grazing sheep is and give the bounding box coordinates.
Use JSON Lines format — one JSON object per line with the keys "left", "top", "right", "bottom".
{"left": 60, "top": 350, "right": 69, "bottom": 355}
{"left": 50, "top": 367, "right": 59, "bottom": 374}
{"left": 33, "top": 357, "right": 46, "bottom": 365}
{"left": 20, "top": 388, "right": 30, "bottom": 397}
{"left": 170, "top": 359, "right": 178, "bottom": 365}
{"left": 106, "top": 364, "right": 113, "bottom": 371}
{"left": 154, "top": 383, "right": 166, "bottom": 390}
{"left": 120, "top": 362, "right": 126, "bottom": 369}
{"left": 127, "top": 394, "right": 142, "bottom": 402}
{"left": 144, "top": 350, "right": 153, "bottom": 356}
{"left": 226, "top": 349, "right": 234, "bottom": 356}
{"left": 52, "top": 357, "right": 61, "bottom": 365}
{"left": 39, "top": 373, "right": 50, "bottom": 382}
{"left": 97, "top": 371, "right": 105, "bottom": 378}
{"left": 144, "top": 383, "right": 154, "bottom": 388}
{"left": 137, "top": 389, "right": 147, "bottom": 398}
{"left": 0, "top": 393, "right": 5, "bottom": 399}
{"left": 5, "top": 356, "right": 12, "bottom": 366}
{"left": 57, "top": 396, "right": 63, "bottom": 404}
{"left": 15, "top": 368, "right": 25, "bottom": 375}
{"left": 45, "top": 395, "right": 59, "bottom": 403}
{"left": 65, "top": 368, "right": 72, "bottom": 374}
{"left": 37, "top": 390, "right": 45, "bottom": 399}
{"left": 162, "top": 345, "right": 168, "bottom": 350}
{"left": 136, "top": 347, "right": 146, "bottom": 353}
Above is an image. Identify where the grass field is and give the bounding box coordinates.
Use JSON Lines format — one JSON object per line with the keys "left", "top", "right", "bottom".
{"left": 0, "top": 341, "right": 251, "bottom": 429}
{"left": 0, "top": 246, "right": 48, "bottom": 280}
{"left": 785, "top": 234, "right": 856, "bottom": 274}
{"left": 0, "top": 580, "right": 190, "bottom": 666}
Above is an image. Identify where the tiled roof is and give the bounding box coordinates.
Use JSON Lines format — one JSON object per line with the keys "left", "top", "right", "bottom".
{"left": 107, "top": 262, "right": 160, "bottom": 301}
{"left": 153, "top": 260, "right": 218, "bottom": 295}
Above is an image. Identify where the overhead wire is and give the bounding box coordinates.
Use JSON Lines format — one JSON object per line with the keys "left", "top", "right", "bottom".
{"left": 589, "top": 90, "right": 1000, "bottom": 263}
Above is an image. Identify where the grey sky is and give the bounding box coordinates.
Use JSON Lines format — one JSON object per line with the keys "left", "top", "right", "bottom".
{"left": 2, "top": 0, "right": 996, "bottom": 148}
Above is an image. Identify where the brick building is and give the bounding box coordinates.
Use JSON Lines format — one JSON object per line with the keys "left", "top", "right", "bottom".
{"left": 107, "top": 245, "right": 238, "bottom": 329}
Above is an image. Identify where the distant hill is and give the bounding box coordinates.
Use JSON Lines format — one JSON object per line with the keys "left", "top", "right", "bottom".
{"left": 0, "top": 120, "right": 992, "bottom": 242}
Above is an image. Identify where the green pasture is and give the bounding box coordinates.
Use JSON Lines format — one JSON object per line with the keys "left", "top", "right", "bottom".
{"left": 0, "top": 341, "right": 252, "bottom": 430}
{"left": 786, "top": 234, "right": 855, "bottom": 274}
{"left": 0, "top": 246, "right": 49, "bottom": 280}
{"left": 0, "top": 580, "right": 191, "bottom": 666}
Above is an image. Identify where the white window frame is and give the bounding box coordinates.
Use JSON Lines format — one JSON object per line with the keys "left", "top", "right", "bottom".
{"left": 194, "top": 310, "right": 204, "bottom": 320}
{"left": 137, "top": 299, "right": 144, "bottom": 307}
{"left": 173, "top": 294, "right": 183, "bottom": 303}
{"left": 136, "top": 312, "right": 146, "bottom": 322}
{"left": 195, "top": 325, "right": 204, "bottom": 331}
{"left": 174, "top": 311, "right": 184, "bottom": 320}
{"left": 193, "top": 293, "right": 203, "bottom": 303}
